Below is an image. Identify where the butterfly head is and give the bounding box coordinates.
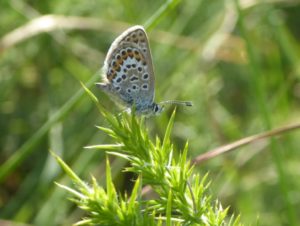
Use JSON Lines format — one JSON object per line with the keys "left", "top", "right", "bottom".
{"left": 134, "top": 103, "right": 164, "bottom": 117}
{"left": 142, "top": 101, "right": 192, "bottom": 117}
{"left": 152, "top": 103, "right": 164, "bottom": 115}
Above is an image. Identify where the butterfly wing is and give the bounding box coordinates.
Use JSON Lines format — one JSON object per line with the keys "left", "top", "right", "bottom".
{"left": 99, "top": 26, "right": 155, "bottom": 110}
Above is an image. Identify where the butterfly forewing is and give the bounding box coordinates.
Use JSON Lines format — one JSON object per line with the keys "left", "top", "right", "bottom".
{"left": 102, "top": 26, "right": 155, "bottom": 110}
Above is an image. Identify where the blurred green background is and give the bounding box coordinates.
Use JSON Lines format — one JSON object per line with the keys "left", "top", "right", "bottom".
{"left": 1, "top": 0, "right": 300, "bottom": 225}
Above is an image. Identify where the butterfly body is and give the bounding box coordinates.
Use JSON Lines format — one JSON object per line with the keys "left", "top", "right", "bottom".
{"left": 97, "top": 25, "right": 191, "bottom": 116}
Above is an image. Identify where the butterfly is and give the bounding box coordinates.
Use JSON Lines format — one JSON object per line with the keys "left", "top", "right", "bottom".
{"left": 96, "top": 25, "right": 192, "bottom": 116}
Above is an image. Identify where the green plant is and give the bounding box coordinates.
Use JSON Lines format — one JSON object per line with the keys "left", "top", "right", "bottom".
{"left": 52, "top": 85, "right": 242, "bottom": 225}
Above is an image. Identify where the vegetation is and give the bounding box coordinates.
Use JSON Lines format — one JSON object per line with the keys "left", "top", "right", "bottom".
{"left": 1, "top": 0, "right": 300, "bottom": 225}
{"left": 53, "top": 86, "right": 241, "bottom": 225}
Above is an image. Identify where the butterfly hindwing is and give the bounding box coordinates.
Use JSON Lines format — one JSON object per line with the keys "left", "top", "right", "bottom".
{"left": 100, "top": 26, "right": 155, "bottom": 110}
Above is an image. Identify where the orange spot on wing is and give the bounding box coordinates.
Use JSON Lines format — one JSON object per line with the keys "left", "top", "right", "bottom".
{"left": 135, "top": 56, "right": 141, "bottom": 61}
{"left": 117, "top": 59, "right": 123, "bottom": 65}
{"left": 122, "top": 52, "right": 128, "bottom": 59}
{"left": 128, "top": 52, "right": 134, "bottom": 58}
{"left": 107, "top": 72, "right": 116, "bottom": 81}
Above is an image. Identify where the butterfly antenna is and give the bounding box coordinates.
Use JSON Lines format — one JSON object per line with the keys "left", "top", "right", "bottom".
{"left": 159, "top": 100, "right": 193, "bottom": 106}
